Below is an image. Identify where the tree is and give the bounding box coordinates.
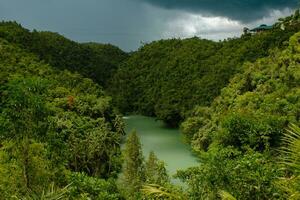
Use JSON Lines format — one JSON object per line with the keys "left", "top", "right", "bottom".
{"left": 145, "top": 151, "right": 169, "bottom": 185}
{"left": 121, "top": 130, "right": 145, "bottom": 199}
{"left": 0, "top": 139, "right": 54, "bottom": 198}
{"left": 0, "top": 28, "right": 125, "bottom": 198}
{"left": 0, "top": 77, "right": 49, "bottom": 140}
{"left": 111, "top": 14, "right": 300, "bottom": 127}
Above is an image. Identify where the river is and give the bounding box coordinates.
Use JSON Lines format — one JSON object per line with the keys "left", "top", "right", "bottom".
{"left": 123, "top": 115, "right": 199, "bottom": 177}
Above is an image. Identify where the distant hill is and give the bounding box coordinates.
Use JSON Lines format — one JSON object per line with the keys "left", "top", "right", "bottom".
{"left": 0, "top": 21, "right": 128, "bottom": 87}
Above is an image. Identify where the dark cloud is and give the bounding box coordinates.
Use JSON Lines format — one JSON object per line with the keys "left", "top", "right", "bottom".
{"left": 0, "top": 0, "right": 297, "bottom": 50}
{"left": 140, "top": 0, "right": 298, "bottom": 22}
{"left": 0, "top": 0, "right": 156, "bottom": 51}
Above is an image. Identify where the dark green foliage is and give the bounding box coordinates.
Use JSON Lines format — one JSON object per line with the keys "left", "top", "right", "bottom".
{"left": 111, "top": 13, "right": 300, "bottom": 126}
{"left": 220, "top": 112, "right": 285, "bottom": 151}
{"left": 1, "top": 77, "right": 49, "bottom": 140}
{"left": 0, "top": 21, "right": 128, "bottom": 86}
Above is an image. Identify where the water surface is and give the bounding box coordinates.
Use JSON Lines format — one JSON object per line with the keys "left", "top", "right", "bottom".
{"left": 124, "top": 115, "right": 199, "bottom": 176}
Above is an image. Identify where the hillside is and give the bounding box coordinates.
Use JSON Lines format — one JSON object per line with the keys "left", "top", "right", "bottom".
{"left": 177, "top": 30, "right": 300, "bottom": 200}
{"left": 0, "top": 10, "right": 300, "bottom": 200}
{"left": 0, "top": 37, "right": 124, "bottom": 198}
{"left": 0, "top": 21, "right": 128, "bottom": 86}
{"left": 111, "top": 12, "right": 300, "bottom": 126}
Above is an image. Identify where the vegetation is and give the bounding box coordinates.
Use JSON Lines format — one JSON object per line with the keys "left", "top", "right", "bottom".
{"left": 119, "top": 131, "right": 170, "bottom": 199}
{"left": 0, "top": 21, "right": 128, "bottom": 87}
{"left": 0, "top": 34, "right": 124, "bottom": 198}
{"left": 120, "top": 130, "right": 145, "bottom": 199}
{"left": 138, "top": 15, "right": 300, "bottom": 200}
{"left": 1, "top": 9, "right": 300, "bottom": 200}
{"left": 111, "top": 11, "right": 300, "bottom": 126}
{"left": 175, "top": 16, "right": 300, "bottom": 199}
{"left": 118, "top": 11, "right": 300, "bottom": 200}
{"left": 277, "top": 124, "right": 300, "bottom": 199}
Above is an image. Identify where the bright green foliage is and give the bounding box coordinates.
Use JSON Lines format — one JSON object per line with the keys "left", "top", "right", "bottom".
{"left": 111, "top": 11, "right": 300, "bottom": 126}
{"left": 218, "top": 191, "right": 236, "bottom": 200}
{"left": 25, "top": 183, "right": 70, "bottom": 200}
{"left": 180, "top": 106, "right": 211, "bottom": 147}
{"left": 186, "top": 31, "right": 300, "bottom": 152}
{"left": 120, "top": 130, "right": 145, "bottom": 199}
{"left": 0, "top": 30, "right": 124, "bottom": 197}
{"left": 141, "top": 184, "right": 187, "bottom": 200}
{"left": 68, "top": 172, "right": 121, "bottom": 200}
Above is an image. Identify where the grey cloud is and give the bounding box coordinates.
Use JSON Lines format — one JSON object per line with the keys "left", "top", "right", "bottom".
{"left": 139, "top": 0, "right": 298, "bottom": 22}
{"left": 0, "top": 0, "right": 297, "bottom": 50}
{"left": 0, "top": 0, "right": 155, "bottom": 51}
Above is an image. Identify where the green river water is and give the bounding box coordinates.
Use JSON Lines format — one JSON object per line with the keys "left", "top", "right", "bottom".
{"left": 124, "top": 115, "right": 199, "bottom": 177}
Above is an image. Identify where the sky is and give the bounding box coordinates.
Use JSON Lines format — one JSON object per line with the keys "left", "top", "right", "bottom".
{"left": 0, "top": 0, "right": 298, "bottom": 51}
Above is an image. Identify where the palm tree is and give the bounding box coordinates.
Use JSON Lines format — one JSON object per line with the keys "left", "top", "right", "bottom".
{"left": 278, "top": 124, "right": 300, "bottom": 199}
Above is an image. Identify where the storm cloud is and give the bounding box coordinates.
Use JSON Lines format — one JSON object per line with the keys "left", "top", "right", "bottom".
{"left": 0, "top": 0, "right": 298, "bottom": 50}
{"left": 140, "top": 0, "right": 299, "bottom": 22}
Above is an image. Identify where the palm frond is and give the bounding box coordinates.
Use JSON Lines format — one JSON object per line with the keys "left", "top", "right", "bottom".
{"left": 39, "top": 183, "right": 71, "bottom": 200}
{"left": 280, "top": 124, "right": 300, "bottom": 173}
{"left": 19, "top": 183, "right": 71, "bottom": 200}
{"left": 141, "top": 184, "right": 187, "bottom": 200}
{"left": 277, "top": 124, "right": 300, "bottom": 199}
{"left": 218, "top": 190, "right": 236, "bottom": 200}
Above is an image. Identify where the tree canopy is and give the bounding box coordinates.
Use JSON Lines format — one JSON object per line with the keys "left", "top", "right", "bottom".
{"left": 111, "top": 12, "right": 300, "bottom": 126}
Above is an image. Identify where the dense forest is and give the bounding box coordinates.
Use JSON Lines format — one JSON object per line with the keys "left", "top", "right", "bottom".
{"left": 0, "top": 32, "right": 125, "bottom": 199}
{"left": 111, "top": 11, "right": 300, "bottom": 126}
{"left": 0, "top": 10, "right": 300, "bottom": 200}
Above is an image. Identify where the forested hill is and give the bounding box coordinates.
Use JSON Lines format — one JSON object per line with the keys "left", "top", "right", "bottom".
{"left": 110, "top": 11, "right": 300, "bottom": 127}
{"left": 0, "top": 21, "right": 128, "bottom": 87}
{"left": 1, "top": 10, "right": 300, "bottom": 199}
{"left": 0, "top": 32, "right": 125, "bottom": 198}
{"left": 118, "top": 15, "right": 300, "bottom": 199}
